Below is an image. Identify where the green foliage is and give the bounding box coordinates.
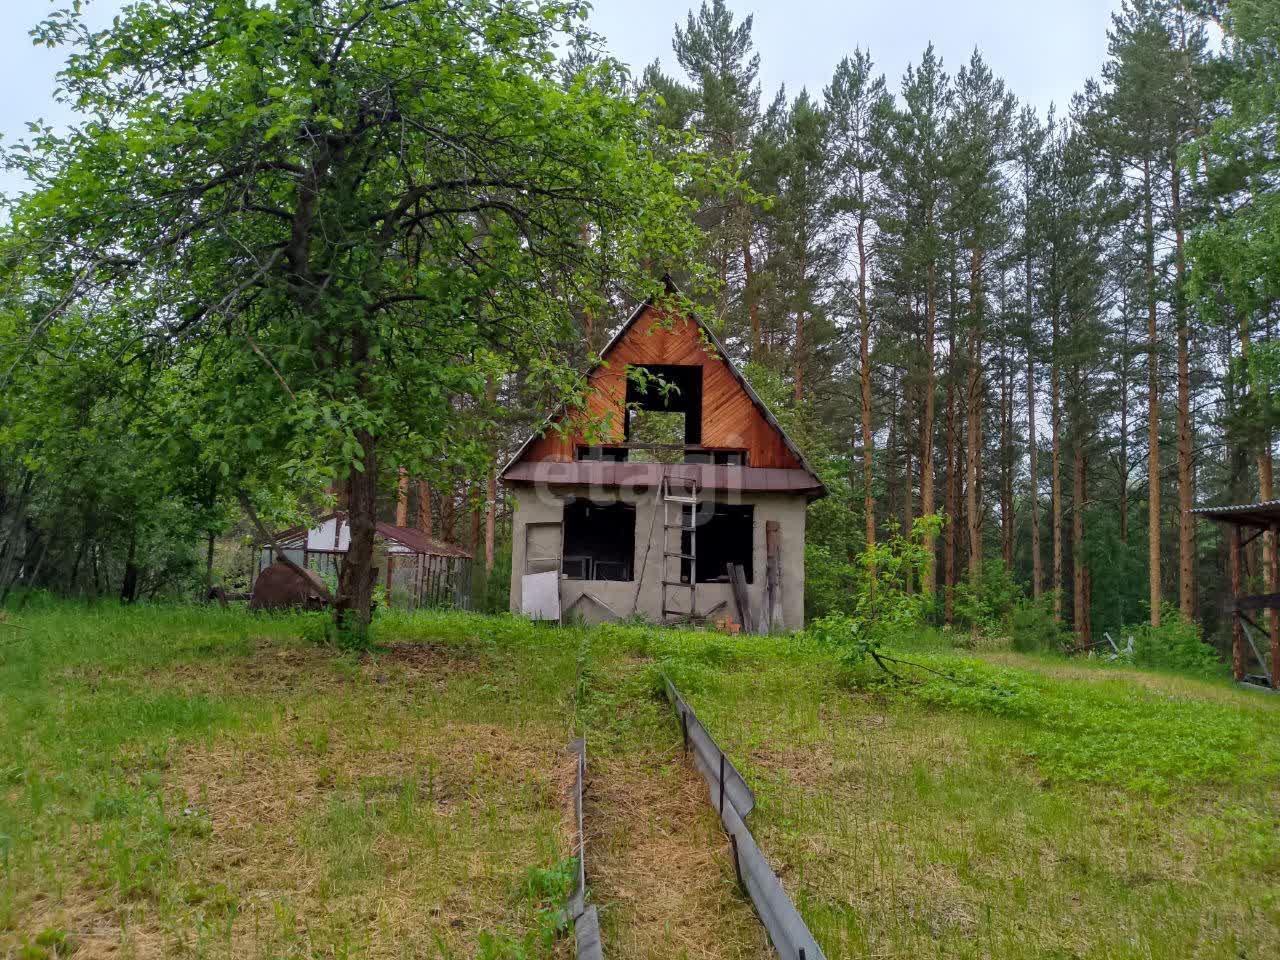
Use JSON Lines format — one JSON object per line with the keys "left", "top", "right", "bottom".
{"left": 952, "top": 558, "right": 1026, "bottom": 638}
{"left": 1124, "top": 605, "right": 1225, "bottom": 678}
{"left": 807, "top": 514, "right": 943, "bottom": 662}
{"left": 1008, "top": 593, "right": 1072, "bottom": 653}
{"left": 2, "top": 0, "right": 721, "bottom": 627}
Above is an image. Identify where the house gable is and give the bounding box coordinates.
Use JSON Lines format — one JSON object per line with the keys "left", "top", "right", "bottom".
{"left": 516, "top": 302, "right": 809, "bottom": 472}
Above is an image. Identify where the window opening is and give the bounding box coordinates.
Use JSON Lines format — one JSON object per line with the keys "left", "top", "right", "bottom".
{"left": 562, "top": 499, "right": 636, "bottom": 581}
{"left": 681, "top": 503, "right": 754, "bottom": 583}
{"left": 624, "top": 364, "right": 703, "bottom": 446}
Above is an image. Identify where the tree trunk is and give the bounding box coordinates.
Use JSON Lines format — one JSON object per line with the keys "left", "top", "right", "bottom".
{"left": 1000, "top": 325, "right": 1014, "bottom": 569}
{"left": 1026, "top": 230, "right": 1041, "bottom": 598}
{"left": 920, "top": 259, "right": 938, "bottom": 594}
{"left": 857, "top": 215, "right": 875, "bottom": 556}
{"left": 336, "top": 426, "right": 380, "bottom": 636}
{"left": 1119, "top": 296, "right": 1131, "bottom": 546}
{"left": 485, "top": 467, "right": 497, "bottom": 575}
{"left": 745, "top": 220, "right": 760, "bottom": 362}
{"left": 120, "top": 528, "right": 140, "bottom": 605}
{"left": 205, "top": 530, "right": 216, "bottom": 597}
{"left": 1143, "top": 156, "right": 1162, "bottom": 627}
{"left": 417, "top": 480, "right": 433, "bottom": 535}
{"left": 335, "top": 308, "right": 380, "bottom": 634}
{"left": 1051, "top": 305, "right": 1063, "bottom": 620}
{"left": 966, "top": 246, "right": 984, "bottom": 635}
{"left": 944, "top": 266, "right": 959, "bottom": 624}
{"left": 903, "top": 378, "right": 915, "bottom": 539}
{"left": 1072, "top": 435, "right": 1088, "bottom": 648}
{"left": 1172, "top": 153, "right": 1195, "bottom": 621}
{"left": 396, "top": 466, "right": 410, "bottom": 527}
{"left": 793, "top": 250, "right": 806, "bottom": 403}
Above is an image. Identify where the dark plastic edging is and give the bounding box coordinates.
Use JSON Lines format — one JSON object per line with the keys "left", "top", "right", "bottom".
{"left": 567, "top": 737, "right": 603, "bottom": 960}
{"left": 662, "top": 675, "right": 825, "bottom": 960}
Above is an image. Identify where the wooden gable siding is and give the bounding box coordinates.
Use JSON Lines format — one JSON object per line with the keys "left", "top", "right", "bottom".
{"left": 522, "top": 306, "right": 803, "bottom": 469}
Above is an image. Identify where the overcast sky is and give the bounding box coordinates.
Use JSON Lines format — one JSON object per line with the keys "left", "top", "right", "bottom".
{"left": 0, "top": 0, "right": 1122, "bottom": 199}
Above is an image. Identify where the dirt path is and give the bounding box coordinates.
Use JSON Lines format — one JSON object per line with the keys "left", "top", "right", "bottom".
{"left": 586, "top": 748, "right": 770, "bottom": 960}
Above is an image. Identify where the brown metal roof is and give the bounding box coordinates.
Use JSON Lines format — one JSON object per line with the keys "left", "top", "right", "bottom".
{"left": 1190, "top": 499, "right": 1280, "bottom": 529}
{"left": 502, "top": 461, "right": 825, "bottom": 499}
{"left": 266, "top": 512, "right": 472, "bottom": 558}
{"left": 375, "top": 522, "right": 473, "bottom": 559}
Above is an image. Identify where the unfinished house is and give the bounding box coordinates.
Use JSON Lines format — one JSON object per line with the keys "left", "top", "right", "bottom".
{"left": 502, "top": 290, "right": 825, "bottom": 631}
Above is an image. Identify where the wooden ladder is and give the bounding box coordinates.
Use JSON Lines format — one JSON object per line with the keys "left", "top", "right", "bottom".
{"left": 661, "top": 474, "right": 699, "bottom": 623}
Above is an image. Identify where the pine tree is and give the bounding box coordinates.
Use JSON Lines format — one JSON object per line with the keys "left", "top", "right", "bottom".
{"left": 947, "top": 50, "right": 1016, "bottom": 621}
{"left": 880, "top": 45, "right": 952, "bottom": 594}
{"left": 826, "top": 50, "right": 892, "bottom": 556}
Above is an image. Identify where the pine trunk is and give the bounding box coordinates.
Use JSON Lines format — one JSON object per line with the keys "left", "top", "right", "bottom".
{"left": 943, "top": 266, "right": 959, "bottom": 624}
{"left": 1000, "top": 331, "right": 1014, "bottom": 568}
{"left": 485, "top": 468, "right": 497, "bottom": 575}
{"left": 966, "top": 247, "right": 984, "bottom": 630}
{"left": 1051, "top": 305, "right": 1063, "bottom": 620}
{"left": 1119, "top": 301, "right": 1131, "bottom": 545}
{"left": 745, "top": 219, "right": 760, "bottom": 362}
{"left": 1026, "top": 210, "right": 1041, "bottom": 598}
{"left": 396, "top": 467, "right": 409, "bottom": 527}
{"left": 1072, "top": 434, "right": 1088, "bottom": 648}
{"left": 1143, "top": 157, "right": 1162, "bottom": 627}
{"left": 1172, "top": 154, "right": 1195, "bottom": 620}
{"left": 417, "top": 480, "right": 433, "bottom": 535}
{"left": 858, "top": 217, "right": 875, "bottom": 555}
{"left": 920, "top": 259, "right": 938, "bottom": 594}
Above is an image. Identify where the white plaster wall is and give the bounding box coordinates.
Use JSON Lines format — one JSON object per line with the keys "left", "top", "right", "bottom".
{"left": 508, "top": 484, "right": 808, "bottom": 631}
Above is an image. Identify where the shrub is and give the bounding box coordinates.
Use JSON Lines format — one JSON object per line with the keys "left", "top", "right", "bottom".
{"left": 953, "top": 558, "right": 1026, "bottom": 639}
{"left": 807, "top": 514, "right": 942, "bottom": 665}
{"left": 1126, "top": 605, "right": 1224, "bottom": 678}
{"left": 1009, "top": 594, "right": 1072, "bottom": 653}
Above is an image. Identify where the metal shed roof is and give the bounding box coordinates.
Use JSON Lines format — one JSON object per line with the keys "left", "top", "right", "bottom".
{"left": 1189, "top": 499, "right": 1280, "bottom": 529}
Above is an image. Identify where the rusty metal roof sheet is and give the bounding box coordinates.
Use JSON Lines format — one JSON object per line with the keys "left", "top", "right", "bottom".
{"left": 375, "top": 522, "right": 473, "bottom": 559}
{"left": 265, "top": 512, "right": 472, "bottom": 558}
{"left": 501, "top": 461, "right": 825, "bottom": 498}
{"left": 1190, "top": 500, "right": 1280, "bottom": 529}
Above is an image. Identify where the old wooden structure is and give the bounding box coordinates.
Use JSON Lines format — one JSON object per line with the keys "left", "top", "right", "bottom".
{"left": 254, "top": 512, "right": 473, "bottom": 610}
{"left": 1191, "top": 499, "right": 1280, "bottom": 690}
{"left": 502, "top": 282, "right": 825, "bottom": 631}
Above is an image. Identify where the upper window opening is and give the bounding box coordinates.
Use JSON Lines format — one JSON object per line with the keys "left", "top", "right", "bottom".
{"left": 624, "top": 364, "right": 703, "bottom": 447}
{"left": 577, "top": 445, "right": 627, "bottom": 462}
{"left": 682, "top": 449, "right": 748, "bottom": 466}
{"left": 562, "top": 498, "right": 635, "bottom": 581}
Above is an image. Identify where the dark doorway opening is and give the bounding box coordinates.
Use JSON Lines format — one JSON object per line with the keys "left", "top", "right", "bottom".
{"left": 682, "top": 503, "right": 754, "bottom": 583}
{"left": 562, "top": 499, "right": 635, "bottom": 581}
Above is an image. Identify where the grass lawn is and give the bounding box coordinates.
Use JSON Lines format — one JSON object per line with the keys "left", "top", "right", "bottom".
{"left": 2, "top": 604, "right": 1278, "bottom": 959}
{"left": 653, "top": 629, "right": 1280, "bottom": 960}
{"left": 0, "top": 605, "right": 759, "bottom": 960}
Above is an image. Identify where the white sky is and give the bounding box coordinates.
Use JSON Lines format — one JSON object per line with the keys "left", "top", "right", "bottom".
{"left": 0, "top": 0, "right": 1122, "bottom": 199}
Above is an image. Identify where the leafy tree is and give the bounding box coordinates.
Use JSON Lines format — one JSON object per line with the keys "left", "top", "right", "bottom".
{"left": 3, "top": 0, "right": 711, "bottom": 639}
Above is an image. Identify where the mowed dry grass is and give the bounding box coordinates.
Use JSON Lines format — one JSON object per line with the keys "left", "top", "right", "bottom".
{"left": 0, "top": 608, "right": 584, "bottom": 959}
{"left": 1, "top": 607, "right": 776, "bottom": 960}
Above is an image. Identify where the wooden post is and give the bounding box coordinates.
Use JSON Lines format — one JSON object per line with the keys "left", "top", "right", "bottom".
{"left": 1230, "top": 525, "right": 1244, "bottom": 682}
{"left": 765, "top": 520, "right": 783, "bottom": 632}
